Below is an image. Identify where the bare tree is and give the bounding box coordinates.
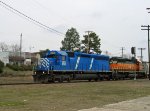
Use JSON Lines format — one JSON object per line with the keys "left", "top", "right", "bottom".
{"left": 10, "top": 44, "right": 20, "bottom": 52}
{"left": 9, "top": 43, "right": 23, "bottom": 65}
{"left": 8, "top": 43, "right": 20, "bottom": 57}
{"left": 0, "top": 42, "right": 8, "bottom": 52}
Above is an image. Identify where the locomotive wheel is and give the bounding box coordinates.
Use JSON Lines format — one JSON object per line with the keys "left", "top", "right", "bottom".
{"left": 67, "top": 77, "right": 71, "bottom": 82}
{"left": 41, "top": 79, "right": 48, "bottom": 84}
{"left": 88, "top": 79, "right": 92, "bottom": 82}
{"left": 58, "top": 78, "right": 62, "bottom": 83}
{"left": 94, "top": 78, "right": 98, "bottom": 82}
{"left": 51, "top": 77, "right": 55, "bottom": 83}
{"left": 52, "top": 78, "right": 55, "bottom": 83}
{"left": 100, "top": 77, "right": 104, "bottom": 81}
{"left": 58, "top": 76, "right": 64, "bottom": 83}
{"left": 112, "top": 77, "right": 117, "bottom": 81}
{"left": 106, "top": 77, "right": 110, "bottom": 81}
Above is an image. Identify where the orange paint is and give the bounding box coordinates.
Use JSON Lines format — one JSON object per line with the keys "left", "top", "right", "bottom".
{"left": 110, "top": 63, "right": 139, "bottom": 71}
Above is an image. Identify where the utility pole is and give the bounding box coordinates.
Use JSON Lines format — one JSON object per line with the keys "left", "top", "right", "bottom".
{"left": 19, "top": 33, "right": 22, "bottom": 65}
{"left": 146, "top": 8, "right": 150, "bottom": 80}
{"left": 121, "top": 47, "right": 125, "bottom": 58}
{"left": 138, "top": 48, "right": 146, "bottom": 61}
{"left": 85, "top": 31, "right": 92, "bottom": 53}
{"left": 20, "top": 33, "right": 22, "bottom": 58}
{"left": 141, "top": 25, "right": 150, "bottom": 80}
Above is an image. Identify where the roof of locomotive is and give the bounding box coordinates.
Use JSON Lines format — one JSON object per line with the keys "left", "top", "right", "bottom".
{"left": 110, "top": 57, "right": 137, "bottom": 63}
{"left": 67, "top": 51, "right": 109, "bottom": 59}
{"left": 46, "top": 50, "right": 109, "bottom": 59}
{"left": 76, "top": 52, "right": 108, "bottom": 57}
{"left": 46, "top": 50, "right": 67, "bottom": 56}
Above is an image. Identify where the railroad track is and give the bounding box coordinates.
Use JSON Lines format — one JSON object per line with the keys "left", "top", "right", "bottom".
{"left": 0, "top": 78, "right": 145, "bottom": 86}
{"left": 0, "top": 82, "right": 39, "bottom": 86}
{"left": 0, "top": 80, "right": 98, "bottom": 85}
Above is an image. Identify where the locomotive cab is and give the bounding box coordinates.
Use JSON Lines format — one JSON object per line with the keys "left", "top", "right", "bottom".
{"left": 36, "top": 50, "right": 68, "bottom": 72}
{"left": 46, "top": 51, "right": 67, "bottom": 68}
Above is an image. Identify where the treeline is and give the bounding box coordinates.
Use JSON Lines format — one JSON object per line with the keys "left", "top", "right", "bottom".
{"left": 0, "top": 42, "right": 21, "bottom": 52}
{"left": 60, "top": 27, "right": 101, "bottom": 54}
{"left": 0, "top": 60, "right": 33, "bottom": 74}
{"left": 6, "top": 64, "right": 33, "bottom": 71}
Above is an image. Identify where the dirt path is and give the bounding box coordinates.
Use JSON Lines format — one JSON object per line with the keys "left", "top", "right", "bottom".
{"left": 79, "top": 96, "right": 150, "bottom": 111}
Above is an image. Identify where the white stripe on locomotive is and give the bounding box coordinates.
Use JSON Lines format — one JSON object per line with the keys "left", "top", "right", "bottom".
{"left": 89, "top": 58, "right": 94, "bottom": 70}
{"left": 41, "top": 58, "right": 49, "bottom": 68}
{"left": 75, "top": 56, "right": 80, "bottom": 70}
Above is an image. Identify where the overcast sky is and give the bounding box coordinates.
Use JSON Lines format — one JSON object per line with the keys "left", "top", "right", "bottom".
{"left": 0, "top": 0, "right": 150, "bottom": 61}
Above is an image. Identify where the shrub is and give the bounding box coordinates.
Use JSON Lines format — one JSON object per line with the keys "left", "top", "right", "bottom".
{"left": 0, "top": 60, "right": 4, "bottom": 73}
{"left": 6, "top": 64, "right": 33, "bottom": 71}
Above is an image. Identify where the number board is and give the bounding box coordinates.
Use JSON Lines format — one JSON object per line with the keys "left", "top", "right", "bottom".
{"left": 50, "top": 52, "right": 55, "bottom": 54}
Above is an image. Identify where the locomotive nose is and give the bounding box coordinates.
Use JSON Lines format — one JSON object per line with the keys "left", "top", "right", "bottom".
{"left": 49, "top": 58, "right": 56, "bottom": 65}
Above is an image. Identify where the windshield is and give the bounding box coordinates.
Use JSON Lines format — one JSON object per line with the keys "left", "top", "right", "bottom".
{"left": 47, "top": 54, "right": 57, "bottom": 58}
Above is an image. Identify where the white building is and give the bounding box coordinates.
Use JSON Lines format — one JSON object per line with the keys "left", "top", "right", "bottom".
{"left": 0, "top": 51, "right": 39, "bottom": 65}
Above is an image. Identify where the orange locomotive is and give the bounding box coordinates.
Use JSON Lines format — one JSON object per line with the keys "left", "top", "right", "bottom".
{"left": 109, "top": 57, "right": 146, "bottom": 79}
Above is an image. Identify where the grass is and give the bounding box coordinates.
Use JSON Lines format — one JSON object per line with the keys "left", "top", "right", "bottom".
{"left": 1, "top": 67, "right": 33, "bottom": 77}
{"left": 0, "top": 67, "right": 33, "bottom": 84}
{"left": 0, "top": 78, "right": 150, "bottom": 111}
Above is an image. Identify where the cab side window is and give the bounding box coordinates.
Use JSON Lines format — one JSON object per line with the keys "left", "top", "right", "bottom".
{"left": 62, "top": 56, "right": 66, "bottom": 61}
{"left": 47, "top": 54, "right": 56, "bottom": 58}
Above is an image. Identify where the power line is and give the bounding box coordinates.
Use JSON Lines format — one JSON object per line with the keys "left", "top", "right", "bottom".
{"left": 31, "top": 0, "right": 80, "bottom": 29}
{"left": 0, "top": 1, "right": 65, "bottom": 36}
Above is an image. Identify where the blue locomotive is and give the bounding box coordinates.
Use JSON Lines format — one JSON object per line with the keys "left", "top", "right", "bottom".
{"left": 33, "top": 50, "right": 110, "bottom": 83}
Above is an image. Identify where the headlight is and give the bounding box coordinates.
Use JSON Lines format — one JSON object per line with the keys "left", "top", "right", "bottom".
{"left": 43, "top": 71, "right": 45, "bottom": 74}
